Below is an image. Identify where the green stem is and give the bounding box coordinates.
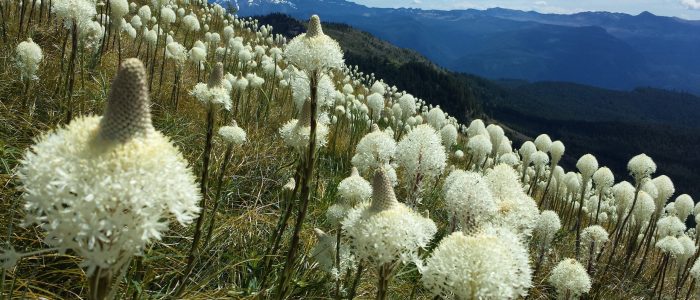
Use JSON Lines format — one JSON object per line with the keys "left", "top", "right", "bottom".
{"left": 276, "top": 70, "right": 319, "bottom": 299}
{"left": 175, "top": 103, "right": 216, "bottom": 297}
{"left": 203, "top": 144, "right": 234, "bottom": 248}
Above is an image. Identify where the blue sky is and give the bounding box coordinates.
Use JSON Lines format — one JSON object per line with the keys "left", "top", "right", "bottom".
{"left": 351, "top": 0, "right": 700, "bottom": 19}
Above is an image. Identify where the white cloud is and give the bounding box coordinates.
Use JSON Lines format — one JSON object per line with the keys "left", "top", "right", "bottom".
{"left": 681, "top": 0, "right": 700, "bottom": 9}
{"left": 535, "top": 1, "right": 547, "bottom": 6}
{"left": 412, "top": 0, "right": 422, "bottom": 4}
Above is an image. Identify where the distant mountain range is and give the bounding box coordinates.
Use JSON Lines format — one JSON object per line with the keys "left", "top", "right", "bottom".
{"left": 232, "top": 0, "right": 700, "bottom": 94}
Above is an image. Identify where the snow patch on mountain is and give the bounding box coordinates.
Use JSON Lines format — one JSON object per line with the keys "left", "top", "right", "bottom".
{"left": 230, "top": 0, "right": 297, "bottom": 9}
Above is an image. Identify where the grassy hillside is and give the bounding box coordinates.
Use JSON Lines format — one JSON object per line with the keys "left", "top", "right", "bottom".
{"left": 491, "top": 82, "right": 700, "bottom": 127}
{"left": 0, "top": 2, "right": 696, "bottom": 300}
{"left": 257, "top": 13, "right": 700, "bottom": 199}
{"left": 492, "top": 107, "right": 700, "bottom": 207}
{"left": 255, "top": 13, "right": 483, "bottom": 120}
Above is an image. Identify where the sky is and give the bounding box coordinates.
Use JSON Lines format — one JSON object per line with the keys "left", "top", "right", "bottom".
{"left": 351, "top": 0, "right": 700, "bottom": 20}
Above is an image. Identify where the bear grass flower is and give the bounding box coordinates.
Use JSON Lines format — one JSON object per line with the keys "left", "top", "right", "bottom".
{"left": 395, "top": 124, "right": 447, "bottom": 188}
{"left": 653, "top": 175, "right": 675, "bottom": 209}
{"left": 691, "top": 258, "right": 700, "bottom": 281}
{"left": 440, "top": 124, "right": 458, "bottom": 148}
{"left": 577, "top": 154, "right": 599, "bottom": 179}
{"left": 548, "top": 258, "right": 591, "bottom": 300}
{"left": 534, "top": 210, "right": 562, "bottom": 248}
{"left": 550, "top": 140, "right": 565, "bottom": 164}
{"left": 581, "top": 225, "right": 609, "bottom": 260}
{"left": 343, "top": 169, "right": 436, "bottom": 266}
{"left": 675, "top": 194, "right": 694, "bottom": 220}
{"left": 485, "top": 164, "right": 540, "bottom": 239}
{"left": 467, "top": 119, "right": 486, "bottom": 137}
{"left": 631, "top": 191, "right": 656, "bottom": 226}
{"left": 486, "top": 124, "right": 505, "bottom": 156}
{"left": 499, "top": 152, "right": 519, "bottom": 166}
{"left": 351, "top": 125, "right": 397, "bottom": 175}
{"left": 18, "top": 58, "right": 200, "bottom": 277}
{"left": 467, "top": 134, "right": 492, "bottom": 164}
{"left": 160, "top": 7, "right": 177, "bottom": 25}
{"left": 190, "top": 62, "right": 232, "bottom": 110}
{"left": 247, "top": 73, "right": 265, "bottom": 88}
{"left": 443, "top": 170, "right": 496, "bottom": 232}
{"left": 336, "top": 167, "right": 372, "bottom": 207}
{"left": 367, "top": 92, "right": 384, "bottom": 121}
{"left": 15, "top": 38, "right": 43, "bottom": 80}
{"left": 371, "top": 80, "right": 386, "bottom": 94}
{"left": 138, "top": 5, "right": 152, "bottom": 21}
{"left": 311, "top": 228, "right": 355, "bottom": 278}
{"left": 613, "top": 181, "right": 635, "bottom": 217}
{"left": 218, "top": 120, "right": 247, "bottom": 146}
{"left": 642, "top": 180, "right": 659, "bottom": 200}
{"left": 52, "top": 0, "right": 97, "bottom": 28}
{"left": 656, "top": 216, "right": 686, "bottom": 238}
{"left": 284, "top": 15, "right": 344, "bottom": 72}
{"left": 656, "top": 236, "right": 684, "bottom": 256}
{"left": 279, "top": 100, "right": 330, "bottom": 152}
{"left": 166, "top": 42, "right": 187, "bottom": 67}
{"left": 80, "top": 21, "right": 105, "bottom": 49}
{"left": 534, "top": 134, "right": 552, "bottom": 152}
{"left": 677, "top": 234, "right": 696, "bottom": 264}
{"left": 398, "top": 93, "right": 417, "bottom": 119}
{"left": 426, "top": 107, "right": 446, "bottom": 130}
{"left": 131, "top": 15, "right": 143, "bottom": 29}
{"left": 189, "top": 43, "right": 206, "bottom": 63}
{"left": 231, "top": 73, "right": 249, "bottom": 91}
{"left": 628, "top": 153, "right": 656, "bottom": 183}
{"left": 109, "top": 0, "right": 129, "bottom": 27}
{"left": 291, "top": 70, "right": 337, "bottom": 112}
{"left": 421, "top": 226, "right": 532, "bottom": 299}
{"left": 593, "top": 167, "right": 614, "bottom": 191}
{"left": 183, "top": 13, "right": 201, "bottom": 32}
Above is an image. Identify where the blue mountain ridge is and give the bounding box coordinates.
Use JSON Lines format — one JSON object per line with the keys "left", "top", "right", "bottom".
{"left": 227, "top": 0, "right": 700, "bottom": 94}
